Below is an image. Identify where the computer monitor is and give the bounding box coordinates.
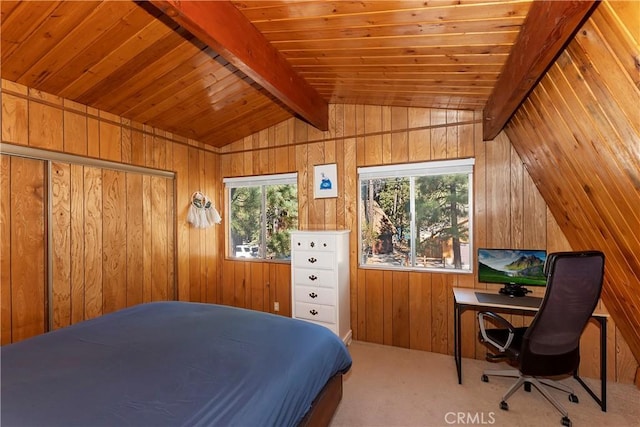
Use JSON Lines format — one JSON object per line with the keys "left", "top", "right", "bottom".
{"left": 477, "top": 248, "right": 547, "bottom": 296}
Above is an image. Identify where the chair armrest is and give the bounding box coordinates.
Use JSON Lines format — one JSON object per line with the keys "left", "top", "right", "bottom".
{"left": 477, "top": 311, "right": 516, "bottom": 353}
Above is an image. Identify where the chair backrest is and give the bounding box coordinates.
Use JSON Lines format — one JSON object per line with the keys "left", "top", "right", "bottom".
{"left": 520, "top": 251, "right": 604, "bottom": 373}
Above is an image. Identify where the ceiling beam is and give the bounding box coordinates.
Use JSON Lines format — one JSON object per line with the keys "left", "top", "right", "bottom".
{"left": 482, "top": 0, "right": 598, "bottom": 140}
{"left": 149, "top": 0, "right": 328, "bottom": 131}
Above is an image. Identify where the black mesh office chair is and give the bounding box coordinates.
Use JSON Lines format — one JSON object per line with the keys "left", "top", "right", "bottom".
{"left": 477, "top": 251, "right": 605, "bottom": 427}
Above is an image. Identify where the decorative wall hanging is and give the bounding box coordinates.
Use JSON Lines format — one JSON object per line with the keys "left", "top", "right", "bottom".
{"left": 187, "top": 191, "right": 221, "bottom": 228}
{"left": 313, "top": 163, "right": 338, "bottom": 198}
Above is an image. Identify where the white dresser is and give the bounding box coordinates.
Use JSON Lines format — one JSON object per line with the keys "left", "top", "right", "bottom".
{"left": 291, "top": 230, "right": 351, "bottom": 344}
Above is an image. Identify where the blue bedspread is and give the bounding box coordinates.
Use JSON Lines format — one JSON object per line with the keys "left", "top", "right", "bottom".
{"left": 1, "top": 302, "right": 352, "bottom": 426}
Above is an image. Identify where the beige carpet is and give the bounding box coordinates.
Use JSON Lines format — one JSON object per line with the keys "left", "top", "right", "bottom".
{"left": 331, "top": 341, "right": 640, "bottom": 427}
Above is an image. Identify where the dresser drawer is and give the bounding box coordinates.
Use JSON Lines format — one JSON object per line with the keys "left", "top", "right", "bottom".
{"left": 291, "top": 234, "right": 336, "bottom": 252}
{"left": 295, "top": 302, "right": 335, "bottom": 324}
{"left": 294, "top": 250, "right": 334, "bottom": 269}
{"left": 292, "top": 268, "right": 335, "bottom": 288}
{"left": 294, "top": 285, "right": 336, "bottom": 305}
{"left": 298, "top": 318, "right": 338, "bottom": 335}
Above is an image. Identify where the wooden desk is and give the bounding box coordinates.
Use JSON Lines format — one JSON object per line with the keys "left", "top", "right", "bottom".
{"left": 452, "top": 287, "right": 608, "bottom": 412}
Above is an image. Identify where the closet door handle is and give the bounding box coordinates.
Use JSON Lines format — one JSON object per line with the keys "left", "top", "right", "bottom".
{"left": 310, "top": 309, "right": 318, "bottom": 316}
{"left": 309, "top": 275, "right": 317, "bottom": 281}
{"left": 308, "top": 257, "right": 317, "bottom": 264}
{"left": 309, "top": 292, "right": 318, "bottom": 299}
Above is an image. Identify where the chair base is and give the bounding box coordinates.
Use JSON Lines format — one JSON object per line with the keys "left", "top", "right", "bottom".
{"left": 482, "top": 368, "right": 578, "bottom": 426}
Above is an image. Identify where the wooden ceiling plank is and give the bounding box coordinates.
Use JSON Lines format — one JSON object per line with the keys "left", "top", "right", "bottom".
{"left": 242, "top": 2, "right": 532, "bottom": 32}
{"left": 482, "top": 0, "right": 598, "bottom": 140}
{"left": 91, "top": 34, "right": 206, "bottom": 112}
{"left": 63, "top": 18, "right": 181, "bottom": 101}
{"left": 294, "top": 64, "right": 504, "bottom": 73}
{"left": 19, "top": 1, "right": 141, "bottom": 90}
{"left": 188, "top": 93, "right": 280, "bottom": 136}
{"left": 148, "top": 0, "right": 328, "bottom": 131}
{"left": 286, "top": 54, "right": 507, "bottom": 67}
{"left": 114, "top": 47, "right": 217, "bottom": 116}
{"left": 307, "top": 77, "right": 496, "bottom": 85}
{"left": 0, "top": 0, "right": 22, "bottom": 20}
{"left": 282, "top": 45, "right": 513, "bottom": 58}
{"left": 201, "top": 108, "right": 291, "bottom": 147}
{"left": 253, "top": 16, "right": 527, "bottom": 42}
{"left": 271, "top": 31, "right": 520, "bottom": 50}
{"left": 147, "top": 77, "right": 253, "bottom": 127}
{"left": 0, "top": 1, "right": 60, "bottom": 67}
{"left": 303, "top": 71, "right": 500, "bottom": 81}
{"left": 127, "top": 64, "right": 240, "bottom": 123}
{"left": 233, "top": 1, "right": 490, "bottom": 21}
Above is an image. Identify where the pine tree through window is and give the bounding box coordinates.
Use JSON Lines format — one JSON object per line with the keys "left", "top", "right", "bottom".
{"left": 358, "top": 159, "right": 474, "bottom": 272}
{"left": 224, "top": 173, "right": 298, "bottom": 260}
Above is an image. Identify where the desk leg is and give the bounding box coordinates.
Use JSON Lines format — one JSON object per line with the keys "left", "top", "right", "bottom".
{"left": 600, "top": 317, "right": 607, "bottom": 411}
{"left": 454, "top": 301, "right": 462, "bottom": 384}
{"left": 573, "top": 317, "right": 607, "bottom": 412}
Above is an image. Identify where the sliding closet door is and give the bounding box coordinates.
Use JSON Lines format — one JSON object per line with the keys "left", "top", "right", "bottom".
{"left": 0, "top": 154, "right": 47, "bottom": 344}
{"left": 50, "top": 163, "right": 175, "bottom": 330}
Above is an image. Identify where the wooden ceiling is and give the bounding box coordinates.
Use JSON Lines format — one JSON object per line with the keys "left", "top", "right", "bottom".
{"left": 1, "top": 1, "right": 594, "bottom": 148}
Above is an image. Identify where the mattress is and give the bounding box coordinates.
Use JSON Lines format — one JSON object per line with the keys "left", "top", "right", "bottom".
{"left": 1, "top": 301, "right": 352, "bottom": 427}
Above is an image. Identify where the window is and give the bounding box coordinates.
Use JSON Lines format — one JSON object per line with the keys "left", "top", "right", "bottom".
{"left": 358, "top": 159, "right": 474, "bottom": 272}
{"left": 224, "top": 173, "right": 298, "bottom": 260}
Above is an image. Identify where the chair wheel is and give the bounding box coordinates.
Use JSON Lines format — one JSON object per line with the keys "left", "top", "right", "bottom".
{"left": 524, "top": 382, "right": 532, "bottom": 392}
{"left": 569, "top": 394, "right": 579, "bottom": 403}
{"left": 500, "top": 401, "right": 509, "bottom": 411}
{"left": 481, "top": 374, "right": 489, "bottom": 382}
{"left": 561, "top": 416, "right": 572, "bottom": 426}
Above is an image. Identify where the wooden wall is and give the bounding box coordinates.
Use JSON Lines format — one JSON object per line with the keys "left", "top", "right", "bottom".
{"left": 0, "top": 155, "right": 46, "bottom": 343}
{"left": 219, "top": 105, "right": 638, "bottom": 383}
{"left": 0, "top": 79, "right": 222, "bottom": 342}
{"left": 504, "top": 0, "right": 640, "bottom": 376}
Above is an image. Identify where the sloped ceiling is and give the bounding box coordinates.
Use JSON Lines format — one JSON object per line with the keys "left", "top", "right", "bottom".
{"left": 1, "top": 0, "right": 592, "bottom": 148}
{"left": 504, "top": 1, "right": 640, "bottom": 364}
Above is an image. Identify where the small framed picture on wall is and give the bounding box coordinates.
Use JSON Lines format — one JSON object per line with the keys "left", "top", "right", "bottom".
{"left": 313, "top": 163, "right": 338, "bottom": 198}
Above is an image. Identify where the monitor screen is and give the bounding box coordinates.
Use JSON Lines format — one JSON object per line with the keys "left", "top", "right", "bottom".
{"left": 478, "top": 248, "right": 547, "bottom": 287}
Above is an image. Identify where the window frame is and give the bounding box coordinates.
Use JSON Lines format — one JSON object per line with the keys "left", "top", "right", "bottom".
{"left": 357, "top": 158, "right": 474, "bottom": 273}
{"left": 223, "top": 172, "right": 298, "bottom": 262}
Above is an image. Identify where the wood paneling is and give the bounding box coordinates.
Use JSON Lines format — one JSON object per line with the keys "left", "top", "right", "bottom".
{"left": 51, "top": 162, "right": 71, "bottom": 329}
{"left": 126, "top": 173, "right": 144, "bottom": 306}
{"left": 0, "top": 155, "right": 46, "bottom": 342}
{"left": 1, "top": 79, "right": 220, "bottom": 340}
{"left": 0, "top": 0, "right": 290, "bottom": 148}
{"left": 83, "top": 166, "right": 103, "bottom": 320}
{"left": 102, "top": 169, "right": 126, "bottom": 313}
{"left": 220, "top": 102, "right": 637, "bottom": 382}
{"left": 0, "top": 155, "right": 12, "bottom": 344}
{"left": 1, "top": 0, "right": 537, "bottom": 146}
{"left": 2, "top": 0, "right": 638, "bottom": 381}
{"left": 504, "top": 1, "right": 640, "bottom": 379}
{"left": 236, "top": 0, "right": 532, "bottom": 111}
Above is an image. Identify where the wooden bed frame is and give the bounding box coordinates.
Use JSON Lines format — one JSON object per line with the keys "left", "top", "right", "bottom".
{"left": 299, "top": 373, "right": 344, "bottom": 427}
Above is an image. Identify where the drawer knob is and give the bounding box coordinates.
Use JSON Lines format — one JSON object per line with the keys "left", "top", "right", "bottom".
{"left": 310, "top": 241, "right": 315, "bottom": 248}
{"left": 309, "top": 275, "right": 317, "bottom": 281}
{"left": 323, "top": 243, "right": 327, "bottom": 247}
{"left": 309, "top": 292, "right": 318, "bottom": 298}
{"left": 308, "top": 257, "right": 317, "bottom": 263}
{"left": 310, "top": 309, "right": 318, "bottom": 316}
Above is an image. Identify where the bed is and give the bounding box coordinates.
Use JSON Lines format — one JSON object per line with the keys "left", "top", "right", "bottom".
{"left": 0, "top": 301, "right": 352, "bottom": 426}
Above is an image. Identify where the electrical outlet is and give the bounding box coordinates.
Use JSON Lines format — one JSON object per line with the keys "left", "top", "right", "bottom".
{"left": 274, "top": 302, "right": 280, "bottom": 312}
